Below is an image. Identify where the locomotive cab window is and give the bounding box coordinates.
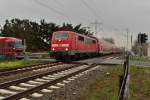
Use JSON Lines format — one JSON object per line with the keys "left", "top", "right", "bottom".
{"left": 54, "top": 33, "right": 69, "bottom": 40}
{"left": 61, "top": 33, "right": 69, "bottom": 40}
{"left": 14, "top": 41, "right": 23, "bottom": 48}
{"left": 78, "top": 36, "right": 84, "bottom": 42}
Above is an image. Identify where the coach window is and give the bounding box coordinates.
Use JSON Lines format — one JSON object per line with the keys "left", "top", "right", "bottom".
{"left": 78, "top": 36, "right": 84, "bottom": 42}
{"left": 89, "top": 39, "right": 92, "bottom": 44}
{"left": 92, "top": 40, "right": 96, "bottom": 44}
{"left": 0, "top": 43, "right": 2, "bottom": 49}
{"left": 85, "top": 38, "right": 88, "bottom": 44}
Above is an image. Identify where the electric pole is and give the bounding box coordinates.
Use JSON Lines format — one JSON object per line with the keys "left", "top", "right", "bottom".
{"left": 0, "top": 25, "right": 2, "bottom": 33}
{"left": 126, "top": 28, "right": 129, "bottom": 50}
{"left": 82, "top": 26, "right": 92, "bottom": 35}
{"left": 82, "top": 26, "right": 91, "bottom": 32}
{"left": 131, "top": 35, "right": 133, "bottom": 49}
{"left": 90, "top": 20, "right": 103, "bottom": 37}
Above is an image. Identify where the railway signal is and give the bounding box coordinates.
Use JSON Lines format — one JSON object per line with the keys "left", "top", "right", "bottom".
{"left": 137, "top": 33, "right": 148, "bottom": 56}
{"left": 138, "top": 33, "right": 148, "bottom": 44}
{"left": 143, "top": 33, "right": 148, "bottom": 43}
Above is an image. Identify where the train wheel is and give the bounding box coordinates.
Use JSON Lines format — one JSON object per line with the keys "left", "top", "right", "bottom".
{"left": 63, "top": 56, "right": 70, "bottom": 61}
{"left": 71, "top": 55, "right": 77, "bottom": 61}
{"left": 55, "top": 57, "right": 63, "bottom": 60}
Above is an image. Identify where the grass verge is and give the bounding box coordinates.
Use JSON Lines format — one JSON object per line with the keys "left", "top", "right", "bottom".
{"left": 79, "top": 64, "right": 150, "bottom": 100}
{"left": 130, "top": 56, "right": 150, "bottom": 62}
{"left": 80, "top": 65, "right": 123, "bottom": 100}
{"left": 0, "top": 60, "right": 41, "bottom": 69}
{"left": 130, "top": 66, "right": 150, "bottom": 100}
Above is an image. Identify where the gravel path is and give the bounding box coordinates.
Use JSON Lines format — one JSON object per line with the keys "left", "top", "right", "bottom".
{"left": 24, "top": 65, "right": 115, "bottom": 100}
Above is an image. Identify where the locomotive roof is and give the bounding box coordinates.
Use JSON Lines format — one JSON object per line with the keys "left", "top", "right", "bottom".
{"left": 53, "top": 31, "right": 97, "bottom": 40}
{"left": 53, "top": 31, "right": 119, "bottom": 49}
{"left": 0, "top": 37, "right": 21, "bottom": 42}
{"left": 53, "top": 31, "right": 116, "bottom": 46}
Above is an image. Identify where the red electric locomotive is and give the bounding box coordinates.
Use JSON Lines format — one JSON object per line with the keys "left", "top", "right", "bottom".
{"left": 49, "top": 31, "right": 100, "bottom": 59}
{"left": 49, "top": 31, "right": 121, "bottom": 60}
{"left": 0, "top": 37, "right": 24, "bottom": 59}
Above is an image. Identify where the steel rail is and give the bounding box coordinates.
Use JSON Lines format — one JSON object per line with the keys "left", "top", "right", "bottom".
{"left": 0, "top": 64, "right": 80, "bottom": 89}
{"left": 3, "top": 64, "right": 97, "bottom": 100}
{"left": 0, "top": 61, "right": 58, "bottom": 73}
{"left": 0, "top": 61, "right": 61, "bottom": 76}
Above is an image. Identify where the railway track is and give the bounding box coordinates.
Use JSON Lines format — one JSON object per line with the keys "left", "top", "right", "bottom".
{"left": 0, "top": 61, "right": 60, "bottom": 72}
{"left": 0, "top": 63, "right": 97, "bottom": 100}
{"left": 0, "top": 61, "right": 62, "bottom": 76}
{"left": 0, "top": 54, "right": 122, "bottom": 77}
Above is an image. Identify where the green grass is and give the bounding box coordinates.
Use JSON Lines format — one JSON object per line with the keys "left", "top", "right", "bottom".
{"left": 130, "top": 56, "right": 150, "bottom": 62}
{"left": 81, "top": 65, "right": 123, "bottom": 100}
{"left": 79, "top": 64, "right": 150, "bottom": 100}
{"left": 0, "top": 60, "right": 41, "bottom": 69}
{"left": 130, "top": 66, "right": 150, "bottom": 100}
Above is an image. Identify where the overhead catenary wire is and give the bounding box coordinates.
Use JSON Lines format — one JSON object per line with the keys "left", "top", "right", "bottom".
{"left": 80, "top": 0, "right": 105, "bottom": 35}
{"left": 33, "top": 0, "right": 124, "bottom": 38}
{"left": 45, "top": 0, "right": 85, "bottom": 24}
{"left": 46, "top": 0, "right": 67, "bottom": 14}
{"left": 50, "top": 0, "right": 91, "bottom": 24}
{"left": 92, "top": 0, "right": 104, "bottom": 14}
{"left": 33, "top": 0, "right": 89, "bottom": 25}
{"left": 80, "top": 0, "right": 124, "bottom": 36}
{"left": 33, "top": 0, "right": 71, "bottom": 22}
{"left": 52, "top": 0, "right": 64, "bottom": 7}
{"left": 45, "top": 0, "right": 76, "bottom": 22}
{"left": 80, "top": 0, "right": 101, "bottom": 20}
{"left": 86, "top": 0, "right": 104, "bottom": 20}
{"left": 87, "top": 0, "right": 120, "bottom": 33}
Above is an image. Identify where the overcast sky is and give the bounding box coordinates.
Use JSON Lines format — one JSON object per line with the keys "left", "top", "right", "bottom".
{"left": 1, "top": 0, "right": 150, "bottom": 47}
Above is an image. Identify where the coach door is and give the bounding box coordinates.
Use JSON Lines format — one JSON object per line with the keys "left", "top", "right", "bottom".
{"left": 72, "top": 33, "right": 76, "bottom": 50}
{"left": 0, "top": 43, "right": 3, "bottom": 55}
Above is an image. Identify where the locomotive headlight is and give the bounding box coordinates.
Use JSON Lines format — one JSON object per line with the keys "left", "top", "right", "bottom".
{"left": 52, "top": 48, "right": 55, "bottom": 51}
{"left": 65, "top": 48, "right": 68, "bottom": 51}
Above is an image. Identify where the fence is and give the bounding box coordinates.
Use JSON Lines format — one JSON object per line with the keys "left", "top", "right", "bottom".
{"left": 27, "top": 52, "right": 50, "bottom": 59}
{"left": 119, "top": 54, "right": 130, "bottom": 100}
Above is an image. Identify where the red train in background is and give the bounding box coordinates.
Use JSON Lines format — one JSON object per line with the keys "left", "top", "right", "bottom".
{"left": 49, "top": 31, "right": 122, "bottom": 60}
{"left": 0, "top": 37, "right": 24, "bottom": 59}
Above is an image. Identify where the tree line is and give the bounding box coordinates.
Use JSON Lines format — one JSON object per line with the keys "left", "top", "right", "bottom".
{"left": 0, "top": 18, "right": 91, "bottom": 52}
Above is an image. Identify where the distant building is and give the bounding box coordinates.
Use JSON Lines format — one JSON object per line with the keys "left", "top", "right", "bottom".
{"left": 142, "top": 43, "right": 150, "bottom": 56}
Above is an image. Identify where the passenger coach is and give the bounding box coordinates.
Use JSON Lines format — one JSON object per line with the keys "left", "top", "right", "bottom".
{"left": 0, "top": 37, "right": 24, "bottom": 59}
